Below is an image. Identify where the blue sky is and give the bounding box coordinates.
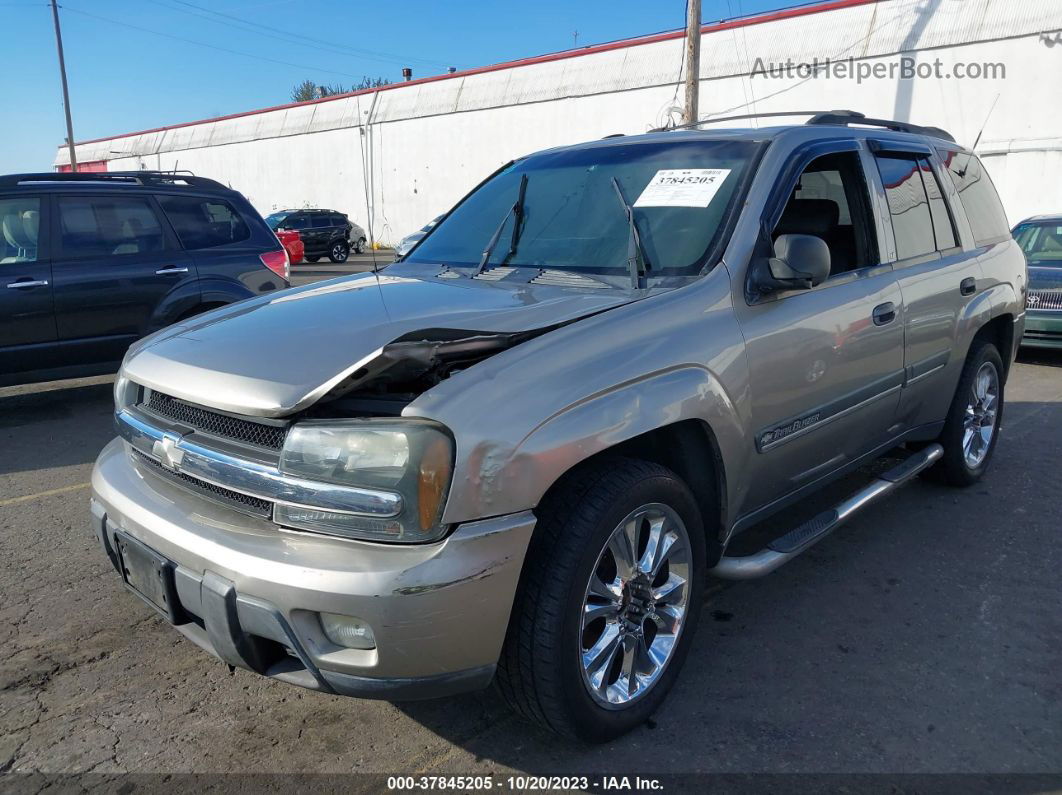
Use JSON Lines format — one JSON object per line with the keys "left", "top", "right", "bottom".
{"left": 1, "top": 0, "right": 787, "bottom": 174}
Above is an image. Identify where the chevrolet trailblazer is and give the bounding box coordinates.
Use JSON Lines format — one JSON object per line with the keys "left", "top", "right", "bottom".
{"left": 91, "top": 111, "right": 1025, "bottom": 742}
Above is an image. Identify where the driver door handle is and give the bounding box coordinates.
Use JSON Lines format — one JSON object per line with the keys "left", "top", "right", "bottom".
{"left": 7, "top": 279, "right": 49, "bottom": 289}
{"left": 155, "top": 266, "right": 189, "bottom": 275}
{"left": 873, "top": 302, "right": 897, "bottom": 326}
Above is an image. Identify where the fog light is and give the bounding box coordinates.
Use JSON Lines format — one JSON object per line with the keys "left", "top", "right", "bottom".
{"left": 319, "top": 612, "right": 376, "bottom": 650}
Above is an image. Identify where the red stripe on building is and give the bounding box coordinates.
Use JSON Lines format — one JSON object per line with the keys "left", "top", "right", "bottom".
{"left": 70, "top": 0, "right": 879, "bottom": 148}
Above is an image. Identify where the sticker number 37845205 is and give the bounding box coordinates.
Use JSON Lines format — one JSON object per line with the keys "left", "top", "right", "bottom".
{"left": 633, "top": 168, "right": 731, "bottom": 208}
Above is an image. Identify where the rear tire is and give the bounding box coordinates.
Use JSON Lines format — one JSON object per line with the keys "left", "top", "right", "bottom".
{"left": 328, "top": 241, "right": 350, "bottom": 263}
{"left": 353, "top": 237, "right": 366, "bottom": 254}
{"left": 927, "top": 340, "right": 1004, "bottom": 486}
{"left": 304, "top": 255, "right": 320, "bottom": 263}
{"left": 496, "top": 458, "right": 705, "bottom": 742}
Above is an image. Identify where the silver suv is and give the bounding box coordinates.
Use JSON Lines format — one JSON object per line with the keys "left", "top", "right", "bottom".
{"left": 91, "top": 112, "right": 1026, "bottom": 742}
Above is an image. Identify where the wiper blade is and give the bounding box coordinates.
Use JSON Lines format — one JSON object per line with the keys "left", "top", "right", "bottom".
{"left": 475, "top": 173, "right": 528, "bottom": 276}
{"left": 610, "top": 177, "right": 649, "bottom": 289}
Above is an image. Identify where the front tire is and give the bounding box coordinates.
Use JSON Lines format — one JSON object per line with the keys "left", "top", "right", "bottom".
{"left": 353, "top": 237, "right": 366, "bottom": 254}
{"left": 929, "top": 340, "right": 1004, "bottom": 486}
{"left": 304, "top": 255, "right": 320, "bottom": 263}
{"left": 496, "top": 458, "right": 705, "bottom": 742}
{"left": 328, "top": 241, "right": 350, "bottom": 263}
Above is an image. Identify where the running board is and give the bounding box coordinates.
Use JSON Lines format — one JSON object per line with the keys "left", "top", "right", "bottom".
{"left": 710, "top": 443, "right": 943, "bottom": 580}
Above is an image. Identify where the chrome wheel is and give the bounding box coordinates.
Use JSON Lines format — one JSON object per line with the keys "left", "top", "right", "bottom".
{"left": 962, "top": 361, "right": 999, "bottom": 468}
{"left": 331, "top": 243, "right": 348, "bottom": 262}
{"left": 579, "top": 503, "right": 691, "bottom": 709}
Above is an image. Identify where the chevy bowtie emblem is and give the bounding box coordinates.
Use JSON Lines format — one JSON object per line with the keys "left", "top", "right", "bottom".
{"left": 152, "top": 432, "right": 185, "bottom": 471}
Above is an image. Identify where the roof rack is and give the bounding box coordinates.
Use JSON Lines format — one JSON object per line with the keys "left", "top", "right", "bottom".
{"left": 653, "top": 109, "right": 840, "bottom": 133}
{"left": 655, "top": 108, "right": 955, "bottom": 143}
{"left": 0, "top": 171, "right": 229, "bottom": 189}
{"left": 805, "top": 110, "right": 955, "bottom": 142}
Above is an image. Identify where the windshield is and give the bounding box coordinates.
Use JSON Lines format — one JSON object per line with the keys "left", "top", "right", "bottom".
{"left": 406, "top": 139, "right": 757, "bottom": 275}
{"left": 264, "top": 212, "right": 289, "bottom": 229}
{"left": 1014, "top": 221, "right": 1062, "bottom": 264}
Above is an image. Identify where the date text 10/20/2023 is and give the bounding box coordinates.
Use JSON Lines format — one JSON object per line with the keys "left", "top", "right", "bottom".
{"left": 386, "top": 775, "right": 664, "bottom": 791}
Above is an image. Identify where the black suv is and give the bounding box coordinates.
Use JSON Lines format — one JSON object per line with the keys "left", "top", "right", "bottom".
{"left": 0, "top": 171, "right": 290, "bottom": 388}
{"left": 264, "top": 209, "right": 367, "bottom": 263}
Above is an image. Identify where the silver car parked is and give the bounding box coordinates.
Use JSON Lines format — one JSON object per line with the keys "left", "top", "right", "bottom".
{"left": 92, "top": 111, "right": 1025, "bottom": 742}
{"left": 393, "top": 215, "right": 442, "bottom": 259}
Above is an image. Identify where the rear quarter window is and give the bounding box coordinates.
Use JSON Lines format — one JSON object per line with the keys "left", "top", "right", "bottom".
{"left": 937, "top": 151, "right": 1011, "bottom": 245}
{"left": 158, "top": 195, "right": 250, "bottom": 249}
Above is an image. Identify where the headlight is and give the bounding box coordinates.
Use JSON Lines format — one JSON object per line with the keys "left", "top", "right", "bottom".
{"left": 113, "top": 374, "right": 137, "bottom": 411}
{"left": 276, "top": 420, "right": 453, "bottom": 543}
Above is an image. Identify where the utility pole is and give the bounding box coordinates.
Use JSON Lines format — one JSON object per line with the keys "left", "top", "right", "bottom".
{"left": 682, "top": 0, "right": 701, "bottom": 125}
{"left": 50, "top": 0, "right": 77, "bottom": 172}
{"left": 572, "top": 30, "right": 579, "bottom": 48}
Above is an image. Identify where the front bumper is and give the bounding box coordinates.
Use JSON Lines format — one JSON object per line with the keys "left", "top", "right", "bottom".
{"left": 91, "top": 437, "right": 535, "bottom": 700}
{"left": 1021, "top": 311, "right": 1062, "bottom": 349}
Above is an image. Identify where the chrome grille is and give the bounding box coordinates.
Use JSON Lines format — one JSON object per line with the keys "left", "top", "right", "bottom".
{"left": 143, "top": 390, "right": 287, "bottom": 450}
{"left": 1027, "top": 289, "right": 1062, "bottom": 311}
{"left": 131, "top": 449, "right": 273, "bottom": 518}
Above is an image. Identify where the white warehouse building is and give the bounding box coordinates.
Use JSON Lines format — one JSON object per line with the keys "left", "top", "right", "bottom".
{"left": 55, "top": 0, "right": 1062, "bottom": 243}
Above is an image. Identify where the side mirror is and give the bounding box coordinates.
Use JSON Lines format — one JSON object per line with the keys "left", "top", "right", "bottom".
{"left": 762, "top": 233, "right": 831, "bottom": 291}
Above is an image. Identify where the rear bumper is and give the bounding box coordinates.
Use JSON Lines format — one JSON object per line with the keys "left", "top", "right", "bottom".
{"left": 1021, "top": 311, "right": 1062, "bottom": 349}
{"left": 91, "top": 437, "right": 535, "bottom": 700}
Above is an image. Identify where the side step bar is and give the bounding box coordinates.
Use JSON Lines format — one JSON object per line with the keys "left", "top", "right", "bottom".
{"left": 710, "top": 443, "right": 943, "bottom": 580}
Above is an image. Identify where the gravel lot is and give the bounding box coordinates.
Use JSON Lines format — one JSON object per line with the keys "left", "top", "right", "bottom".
{"left": 1, "top": 260, "right": 1059, "bottom": 785}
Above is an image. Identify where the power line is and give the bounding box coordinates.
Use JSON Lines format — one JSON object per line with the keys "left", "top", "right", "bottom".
{"left": 61, "top": 6, "right": 378, "bottom": 81}
{"left": 153, "top": 0, "right": 457, "bottom": 70}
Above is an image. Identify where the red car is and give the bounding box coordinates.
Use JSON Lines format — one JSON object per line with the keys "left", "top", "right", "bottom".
{"left": 276, "top": 228, "right": 304, "bottom": 265}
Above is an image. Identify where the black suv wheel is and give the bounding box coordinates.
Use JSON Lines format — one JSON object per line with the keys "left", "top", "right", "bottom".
{"left": 329, "top": 241, "right": 350, "bottom": 263}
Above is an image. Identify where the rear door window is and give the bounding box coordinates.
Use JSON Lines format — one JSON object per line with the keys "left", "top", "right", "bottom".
{"left": 59, "top": 196, "right": 166, "bottom": 257}
{"left": 920, "top": 159, "right": 956, "bottom": 250}
{"left": 158, "top": 195, "right": 250, "bottom": 249}
{"left": 0, "top": 196, "right": 42, "bottom": 263}
{"left": 938, "top": 151, "right": 1011, "bottom": 244}
{"left": 874, "top": 155, "right": 936, "bottom": 261}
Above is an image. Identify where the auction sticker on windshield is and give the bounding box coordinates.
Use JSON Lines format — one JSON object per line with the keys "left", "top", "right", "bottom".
{"left": 634, "top": 168, "right": 731, "bottom": 208}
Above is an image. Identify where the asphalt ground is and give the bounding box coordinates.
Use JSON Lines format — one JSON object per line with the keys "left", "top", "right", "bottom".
{"left": 288, "top": 250, "right": 391, "bottom": 287}
{"left": 1, "top": 259, "right": 1059, "bottom": 787}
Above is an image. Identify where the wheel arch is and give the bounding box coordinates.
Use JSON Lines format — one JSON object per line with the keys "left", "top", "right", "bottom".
{"left": 145, "top": 280, "right": 205, "bottom": 333}
{"left": 971, "top": 312, "right": 1015, "bottom": 381}
{"left": 536, "top": 419, "right": 729, "bottom": 563}
{"left": 958, "top": 281, "right": 1018, "bottom": 381}
{"left": 175, "top": 300, "right": 229, "bottom": 322}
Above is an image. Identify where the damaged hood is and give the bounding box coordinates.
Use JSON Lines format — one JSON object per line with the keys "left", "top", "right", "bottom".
{"left": 122, "top": 270, "right": 636, "bottom": 417}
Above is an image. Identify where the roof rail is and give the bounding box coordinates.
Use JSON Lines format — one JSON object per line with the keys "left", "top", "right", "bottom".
{"left": 805, "top": 110, "right": 955, "bottom": 142}
{"left": 653, "top": 108, "right": 956, "bottom": 143}
{"left": 652, "top": 109, "right": 855, "bottom": 133}
{"left": 0, "top": 171, "right": 229, "bottom": 189}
